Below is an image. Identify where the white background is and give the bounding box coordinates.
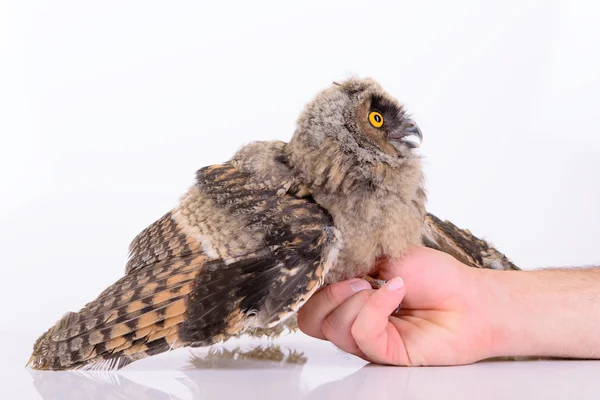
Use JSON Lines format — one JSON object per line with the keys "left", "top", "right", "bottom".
{"left": 1, "top": 0, "right": 599, "bottom": 332}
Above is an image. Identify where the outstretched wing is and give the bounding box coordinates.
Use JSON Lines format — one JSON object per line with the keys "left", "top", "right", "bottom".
{"left": 423, "top": 213, "right": 518, "bottom": 271}
{"left": 28, "top": 142, "right": 341, "bottom": 371}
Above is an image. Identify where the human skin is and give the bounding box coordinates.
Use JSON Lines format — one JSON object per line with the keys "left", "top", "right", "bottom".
{"left": 297, "top": 247, "right": 600, "bottom": 365}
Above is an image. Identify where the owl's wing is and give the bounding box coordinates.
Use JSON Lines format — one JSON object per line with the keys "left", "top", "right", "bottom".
{"left": 28, "top": 142, "right": 341, "bottom": 371}
{"left": 124, "top": 210, "right": 203, "bottom": 275}
{"left": 124, "top": 140, "right": 308, "bottom": 275}
{"left": 422, "top": 213, "right": 519, "bottom": 271}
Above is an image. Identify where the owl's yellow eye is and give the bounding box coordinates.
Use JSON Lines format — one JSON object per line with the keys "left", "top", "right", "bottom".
{"left": 368, "top": 111, "right": 384, "bottom": 128}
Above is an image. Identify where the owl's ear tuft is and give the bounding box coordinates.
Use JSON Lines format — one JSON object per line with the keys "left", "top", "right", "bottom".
{"left": 332, "top": 81, "right": 341, "bottom": 87}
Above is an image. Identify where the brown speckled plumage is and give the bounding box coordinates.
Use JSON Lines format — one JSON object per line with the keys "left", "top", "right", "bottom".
{"left": 28, "top": 77, "right": 517, "bottom": 370}
{"left": 423, "top": 213, "right": 518, "bottom": 271}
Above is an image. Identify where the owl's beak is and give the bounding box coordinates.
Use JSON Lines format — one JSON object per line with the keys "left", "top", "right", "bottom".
{"left": 404, "top": 121, "right": 423, "bottom": 148}
{"left": 389, "top": 120, "right": 423, "bottom": 148}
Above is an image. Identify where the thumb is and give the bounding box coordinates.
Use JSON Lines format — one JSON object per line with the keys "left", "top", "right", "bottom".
{"left": 350, "top": 277, "right": 409, "bottom": 365}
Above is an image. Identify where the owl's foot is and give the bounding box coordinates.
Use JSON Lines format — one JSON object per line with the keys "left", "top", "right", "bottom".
{"left": 364, "top": 275, "right": 402, "bottom": 313}
{"left": 364, "top": 275, "right": 386, "bottom": 289}
{"left": 244, "top": 314, "right": 299, "bottom": 338}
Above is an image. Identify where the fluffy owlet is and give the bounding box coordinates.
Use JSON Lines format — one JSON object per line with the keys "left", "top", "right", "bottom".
{"left": 28, "top": 78, "right": 517, "bottom": 371}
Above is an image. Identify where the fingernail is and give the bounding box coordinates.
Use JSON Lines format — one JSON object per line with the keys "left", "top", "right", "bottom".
{"left": 386, "top": 277, "right": 404, "bottom": 291}
{"left": 350, "top": 279, "right": 372, "bottom": 293}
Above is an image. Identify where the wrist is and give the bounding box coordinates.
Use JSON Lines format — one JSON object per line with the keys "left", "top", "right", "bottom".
{"left": 480, "top": 269, "right": 533, "bottom": 358}
{"left": 480, "top": 267, "right": 600, "bottom": 360}
{"left": 478, "top": 268, "right": 555, "bottom": 359}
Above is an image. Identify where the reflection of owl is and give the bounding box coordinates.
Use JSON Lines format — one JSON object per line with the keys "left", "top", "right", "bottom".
{"left": 28, "top": 78, "right": 517, "bottom": 371}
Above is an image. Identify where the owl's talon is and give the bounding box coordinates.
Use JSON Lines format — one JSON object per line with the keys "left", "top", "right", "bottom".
{"left": 364, "top": 275, "right": 386, "bottom": 290}
{"left": 393, "top": 303, "right": 402, "bottom": 314}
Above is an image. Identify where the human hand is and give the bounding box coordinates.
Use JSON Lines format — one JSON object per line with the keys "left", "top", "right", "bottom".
{"left": 297, "top": 247, "right": 498, "bottom": 366}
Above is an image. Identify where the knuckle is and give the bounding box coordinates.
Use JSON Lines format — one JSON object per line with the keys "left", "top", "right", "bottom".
{"left": 297, "top": 307, "right": 319, "bottom": 338}
{"left": 322, "top": 285, "right": 340, "bottom": 306}
{"left": 321, "top": 317, "right": 336, "bottom": 339}
{"left": 296, "top": 309, "right": 310, "bottom": 333}
{"left": 350, "top": 320, "right": 367, "bottom": 342}
{"left": 354, "top": 289, "right": 374, "bottom": 304}
{"left": 323, "top": 309, "right": 343, "bottom": 333}
{"left": 322, "top": 282, "right": 349, "bottom": 306}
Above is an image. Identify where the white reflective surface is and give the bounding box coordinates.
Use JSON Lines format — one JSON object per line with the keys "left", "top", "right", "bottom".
{"left": 4, "top": 331, "right": 600, "bottom": 399}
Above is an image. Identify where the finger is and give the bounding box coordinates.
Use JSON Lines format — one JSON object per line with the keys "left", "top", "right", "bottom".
{"left": 352, "top": 277, "right": 410, "bottom": 365}
{"left": 321, "top": 289, "right": 375, "bottom": 358}
{"left": 298, "top": 278, "right": 372, "bottom": 339}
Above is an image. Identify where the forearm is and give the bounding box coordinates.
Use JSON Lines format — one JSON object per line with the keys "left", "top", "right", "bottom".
{"left": 482, "top": 267, "right": 600, "bottom": 359}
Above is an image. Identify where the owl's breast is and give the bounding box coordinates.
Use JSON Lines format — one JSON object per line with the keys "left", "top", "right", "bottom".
{"left": 319, "top": 190, "right": 425, "bottom": 284}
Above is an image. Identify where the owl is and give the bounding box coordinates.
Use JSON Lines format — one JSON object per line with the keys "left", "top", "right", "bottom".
{"left": 28, "top": 78, "right": 517, "bottom": 371}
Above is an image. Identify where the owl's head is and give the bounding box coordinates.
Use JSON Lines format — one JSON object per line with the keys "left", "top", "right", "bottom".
{"left": 292, "top": 77, "right": 422, "bottom": 164}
